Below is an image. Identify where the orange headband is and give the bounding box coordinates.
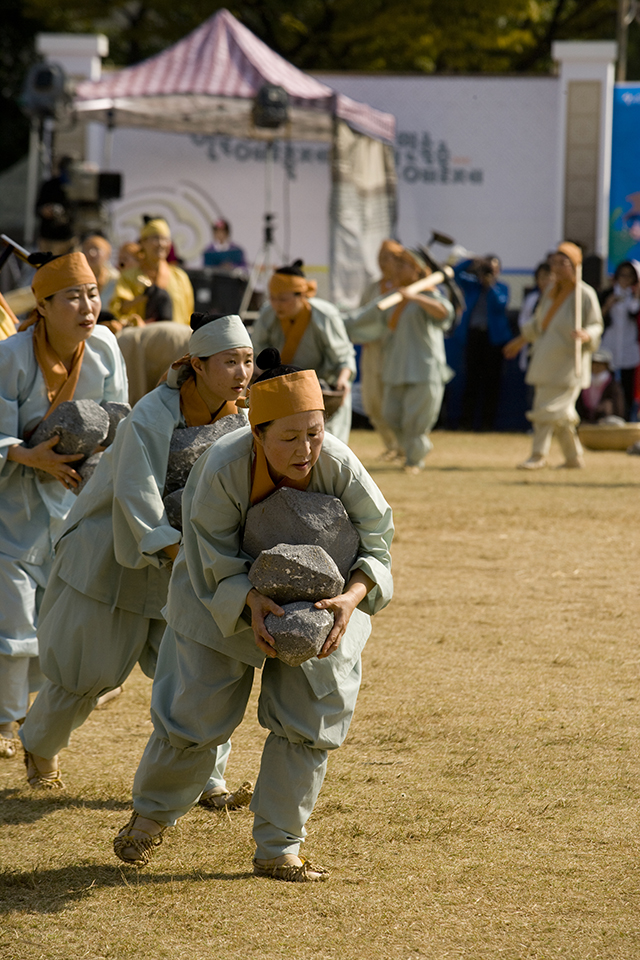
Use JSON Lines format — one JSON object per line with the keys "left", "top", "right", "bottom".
{"left": 248, "top": 369, "right": 324, "bottom": 427}
{"left": 378, "top": 239, "right": 404, "bottom": 265}
{"left": 556, "top": 241, "right": 582, "bottom": 269}
{"left": 268, "top": 272, "right": 318, "bottom": 299}
{"left": 32, "top": 252, "right": 97, "bottom": 301}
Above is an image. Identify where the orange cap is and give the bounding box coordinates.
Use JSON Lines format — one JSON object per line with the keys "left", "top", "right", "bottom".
{"left": 32, "top": 252, "right": 97, "bottom": 301}
{"left": 248, "top": 369, "right": 324, "bottom": 427}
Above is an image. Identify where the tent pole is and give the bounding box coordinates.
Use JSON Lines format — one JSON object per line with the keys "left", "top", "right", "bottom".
{"left": 238, "top": 139, "right": 277, "bottom": 317}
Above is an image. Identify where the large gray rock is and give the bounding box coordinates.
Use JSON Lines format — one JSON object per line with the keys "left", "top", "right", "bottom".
{"left": 100, "top": 401, "right": 131, "bottom": 447}
{"left": 164, "top": 413, "right": 246, "bottom": 495}
{"left": 74, "top": 452, "right": 103, "bottom": 495}
{"left": 28, "top": 400, "right": 109, "bottom": 483}
{"left": 249, "top": 543, "right": 343, "bottom": 605}
{"left": 164, "top": 488, "right": 184, "bottom": 532}
{"left": 242, "top": 488, "right": 359, "bottom": 581}
{"left": 265, "top": 601, "right": 334, "bottom": 667}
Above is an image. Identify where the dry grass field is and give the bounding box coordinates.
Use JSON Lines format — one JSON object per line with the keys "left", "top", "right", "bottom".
{"left": 2, "top": 429, "right": 640, "bottom": 960}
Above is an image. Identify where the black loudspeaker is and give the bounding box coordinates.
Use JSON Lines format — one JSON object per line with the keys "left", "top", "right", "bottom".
{"left": 187, "top": 271, "right": 247, "bottom": 316}
{"left": 98, "top": 173, "right": 122, "bottom": 201}
{"left": 252, "top": 84, "right": 289, "bottom": 129}
{"left": 583, "top": 254, "right": 603, "bottom": 291}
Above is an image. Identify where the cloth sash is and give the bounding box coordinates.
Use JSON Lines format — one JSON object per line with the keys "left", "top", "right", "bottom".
{"left": 32, "top": 319, "right": 85, "bottom": 422}
{"left": 179, "top": 376, "right": 239, "bottom": 427}
{"left": 388, "top": 300, "right": 406, "bottom": 331}
{"left": 279, "top": 301, "right": 312, "bottom": 364}
{"left": 250, "top": 442, "right": 312, "bottom": 505}
{"left": 541, "top": 280, "right": 575, "bottom": 332}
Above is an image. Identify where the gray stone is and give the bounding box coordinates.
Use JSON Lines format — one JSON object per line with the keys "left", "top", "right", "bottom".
{"left": 242, "top": 488, "right": 359, "bottom": 581}
{"left": 249, "top": 543, "right": 343, "bottom": 605}
{"left": 74, "top": 452, "right": 103, "bottom": 495}
{"left": 164, "top": 413, "right": 246, "bottom": 495}
{"left": 265, "top": 601, "right": 334, "bottom": 667}
{"left": 164, "top": 488, "right": 184, "bottom": 532}
{"left": 28, "top": 399, "right": 110, "bottom": 483}
{"left": 100, "top": 401, "right": 131, "bottom": 446}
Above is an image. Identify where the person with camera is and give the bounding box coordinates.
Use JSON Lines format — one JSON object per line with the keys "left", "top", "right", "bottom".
{"left": 452, "top": 255, "right": 511, "bottom": 431}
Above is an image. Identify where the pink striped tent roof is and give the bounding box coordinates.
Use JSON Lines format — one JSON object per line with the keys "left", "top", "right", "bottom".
{"left": 75, "top": 9, "right": 395, "bottom": 144}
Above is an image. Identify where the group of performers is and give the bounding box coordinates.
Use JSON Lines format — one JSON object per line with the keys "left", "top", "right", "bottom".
{"left": 0, "top": 242, "right": 393, "bottom": 882}
{"left": 0, "top": 219, "right": 603, "bottom": 881}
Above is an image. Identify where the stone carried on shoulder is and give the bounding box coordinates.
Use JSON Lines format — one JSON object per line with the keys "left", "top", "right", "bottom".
{"left": 28, "top": 399, "right": 110, "bottom": 483}
{"left": 100, "top": 401, "right": 131, "bottom": 447}
{"left": 164, "top": 414, "right": 246, "bottom": 496}
{"left": 265, "top": 602, "right": 334, "bottom": 667}
{"left": 74, "top": 452, "right": 103, "bottom": 495}
{"left": 249, "top": 543, "right": 343, "bottom": 606}
{"left": 243, "top": 488, "right": 359, "bottom": 581}
{"left": 164, "top": 488, "right": 184, "bottom": 532}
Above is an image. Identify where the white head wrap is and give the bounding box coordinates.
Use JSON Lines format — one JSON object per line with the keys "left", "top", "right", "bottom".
{"left": 166, "top": 315, "right": 252, "bottom": 388}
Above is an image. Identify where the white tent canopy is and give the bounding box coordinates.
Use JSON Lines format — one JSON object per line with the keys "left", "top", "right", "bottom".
{"left": 74, "top": 9, "right": 397, "bottom": 305}
{"left": 75, "top": 9, "right": 395, "bottom": 144}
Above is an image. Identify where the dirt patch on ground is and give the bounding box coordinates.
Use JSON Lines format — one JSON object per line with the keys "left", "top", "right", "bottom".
{"left": 1, "top": 430, "right": 639, "bottom": 959}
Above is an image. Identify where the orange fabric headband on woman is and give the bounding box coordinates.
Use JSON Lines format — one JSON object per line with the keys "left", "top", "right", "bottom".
{"left": 268, "top": 272, "right": 318, "bottom": 299}
{"left": 248, "top": 369, "right": 324, "bottom": 427}
{"left": 556, "top": 241, "right": 582, "bottom": 269}
{"left": 31, "top": 252, "right": 96, "bottom": 302}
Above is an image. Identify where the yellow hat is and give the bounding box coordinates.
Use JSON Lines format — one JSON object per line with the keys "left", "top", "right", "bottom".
{"left": 139, "top": 218, "right": 171, "bottom": 241}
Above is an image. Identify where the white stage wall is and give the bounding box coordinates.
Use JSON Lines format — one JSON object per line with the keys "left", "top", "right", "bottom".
{"left": 318, "top": 75, "right": 560, "bottom": 272}
{"left": 91, "top": 75, "right": 561, "bottom": 300}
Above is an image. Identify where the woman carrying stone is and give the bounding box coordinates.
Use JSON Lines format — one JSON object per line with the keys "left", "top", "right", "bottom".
{"left": 0, "top": 251, "right": 128, "bottom": 760}
{"left": 113, "top": 352, "right": 393, "bottom": 881}
{"left": 250, "top": 261, "right": 356, "bottom": 444}
{"left": 503, "top": 242, "right": 603, "bottom": 469}
{"left": 19, "top": 315, "right": 255, "bottom": 804}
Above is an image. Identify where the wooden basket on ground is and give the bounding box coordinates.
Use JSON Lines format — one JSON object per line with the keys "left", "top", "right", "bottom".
{"left": 578, "top": 422, "right": 640, "bottom": 451}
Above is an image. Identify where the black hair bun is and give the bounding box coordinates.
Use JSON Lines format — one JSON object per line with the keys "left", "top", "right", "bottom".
{"left": 256, "top": 347, "right": 281, "bottom": 371}
{"left": 190, "top": 311, "right": 225, "bottom": 331}
{"left": 28, "top": 251, "right": 60, "bottom": 268}
{"left": 274, "top": 259, "right": 305, "bottom": 278}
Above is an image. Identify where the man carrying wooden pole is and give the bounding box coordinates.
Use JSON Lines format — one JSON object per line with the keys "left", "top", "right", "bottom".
{"left": 503, "top": 242, "right": 603, "bottom": 470}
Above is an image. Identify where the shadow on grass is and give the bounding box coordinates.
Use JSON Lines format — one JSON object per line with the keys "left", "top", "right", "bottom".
{"left": 0, "top": 790, "right": 131, "bottom": 825}
{"left": 0, "top": 863, "right": 254, "bottom": 914}
{"left": 501, "top": 480, "right": 640, "bottom": 489}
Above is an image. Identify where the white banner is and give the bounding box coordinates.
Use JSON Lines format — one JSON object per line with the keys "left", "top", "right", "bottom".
{"left": 94, "top": 75, "right": 561, "bottom": 291}
{"left": 316, "top": 75, "right": 561, "bottom": 272}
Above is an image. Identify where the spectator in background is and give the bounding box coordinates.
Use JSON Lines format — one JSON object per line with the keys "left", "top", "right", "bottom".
{"left": 576, "top": 349, "right": 625, "bottom": 423}
{"left": 203, "top": 219, "right": 247, "bottom": 271}
{"left": 452, "top": 255, "right": 511, "bottom": 431}
{"left": 117, "top": 242, "right": 142, "bottom": 272}
{"left": 599, "top": 260, "right": 640, "bottom": 420}
{"left": 35, "top": 156, "right": 75, "bottom": 255}
{"left": 110, "top": 218, "right": 194, "bottom": 326}
{"left": 82, "top": 235, "right": 119, "bottom": 310}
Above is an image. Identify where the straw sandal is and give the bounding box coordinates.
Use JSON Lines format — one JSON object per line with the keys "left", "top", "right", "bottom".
{"left": 517, "top": 455, "right": 547, "bottom": 470}
{"left": 0, "top": 734, "right": 18, "bottom": 760}
{"left": 253, "top": 855, "right": 329, "bottom": 883}
{"left": 199, "top": 780, "right": 254, "bottom": 811}
{"left": 113, "top": 813, "right": 167, "bottom": 866}
{"left": 23, "top": 749, "right": 64, "bottom": 789}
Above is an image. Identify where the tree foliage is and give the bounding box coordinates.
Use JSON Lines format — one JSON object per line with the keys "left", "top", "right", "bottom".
{"left": 3, "top": 0, "right": 635, "bottom": 174}
{"left": 20, "top": 0, "right": 621, "bottom": 73}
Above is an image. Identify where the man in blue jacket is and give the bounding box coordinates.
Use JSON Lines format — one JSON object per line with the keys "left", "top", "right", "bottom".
{"left": 452, "top": 256, "right": 511, "bottom": 431}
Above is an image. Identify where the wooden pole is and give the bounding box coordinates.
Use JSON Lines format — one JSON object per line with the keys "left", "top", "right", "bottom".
{"left": 575, "top": 262, "right": 583, "bottom": 379}
{"left": 377, "top": 265, "right": 454, "bottom": 311}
